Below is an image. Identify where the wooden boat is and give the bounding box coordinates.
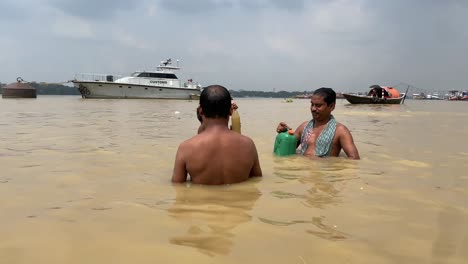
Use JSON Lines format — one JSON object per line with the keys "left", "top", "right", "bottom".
{"left": 343, "top": 93, "right": 405, "bottom": 104}
{"left": 343, "top": 85, "right": 408, "bottom": 104}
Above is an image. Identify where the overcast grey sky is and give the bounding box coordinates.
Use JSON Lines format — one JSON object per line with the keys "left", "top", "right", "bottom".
{"left": 0, "top": 0, "right": 466, "bottom": 92}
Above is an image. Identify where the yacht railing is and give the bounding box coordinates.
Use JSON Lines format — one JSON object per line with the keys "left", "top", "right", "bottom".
{"left": 74, "top": 73, "right": 122, "bottom": 82}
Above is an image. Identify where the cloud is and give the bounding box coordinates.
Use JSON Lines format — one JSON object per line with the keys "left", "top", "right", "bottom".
{"left": 159, "top": 0, "right": 306, "bottom": 13}
{"left": 49, "top": 0, "right": 142, "bottom": 20}
{"left": 268, "top": 0, "right": 305, "bottom": 10}
{"left": 51, "top": 14, "right": 95, "bottom": 39}
{"left": 0, "top": 1, "right": 37, "bottom": 21}
{"left": 0, "top": 0, "right": 467, "bottom": 91}
{"left": 309, "top": 0, "right": 368, "bottom": 34}
{"left": 112, "top": 29, "right": 153, "bottom": 51}
{"left": 158, "top": 0, "right": 233, "bottom": 14}
{"left": 146, "top": 3, "right": 159, "bottom": 17}
{"left": 189, "top": 37, "right": 229, "bottom": 57}
{"left": 265, "top": 34, "right": 306, "bottom": 59}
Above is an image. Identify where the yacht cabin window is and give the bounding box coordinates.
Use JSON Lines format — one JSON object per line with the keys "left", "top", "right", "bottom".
{"left": 131, "top": 72, "right": 178, "bottom": 79}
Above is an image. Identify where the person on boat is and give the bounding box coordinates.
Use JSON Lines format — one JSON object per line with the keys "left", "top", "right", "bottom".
{"left": 197, "top": 102, "right": 238, "bottom": 134}
{"left": 276, "top": 87, "right": 360, "bottom": 160}
{"left": 368, "top": 85, "right": 389, "bottom": 98}
{"left": 173, "top": 85, "right": 262, "bottom": 185}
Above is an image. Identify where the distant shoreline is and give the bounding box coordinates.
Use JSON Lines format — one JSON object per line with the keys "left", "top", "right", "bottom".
{"left": 0, "top": 82, "right": 330, "bottom": 97}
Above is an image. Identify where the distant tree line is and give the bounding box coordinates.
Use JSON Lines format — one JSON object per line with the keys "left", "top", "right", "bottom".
{"left": 230, "top": 90, "right": 310, "bottom": 98}
{"left": 0, "top": 81, "right": 315, "bottom": 97}
{"left": 0, "top": 82, "right": 80, "bottom": 95}
{"left": 30, "top": 82, "right": 80, "bottom": 95}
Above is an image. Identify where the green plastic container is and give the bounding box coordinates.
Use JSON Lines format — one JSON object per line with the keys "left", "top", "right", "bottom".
{"left": 273, "top": 129, "right": 297, "bottom": 156}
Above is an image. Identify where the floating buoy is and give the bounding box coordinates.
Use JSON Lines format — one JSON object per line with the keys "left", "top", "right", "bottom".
{"left": 2, "top": 77, "right": 36, "bottom": 98}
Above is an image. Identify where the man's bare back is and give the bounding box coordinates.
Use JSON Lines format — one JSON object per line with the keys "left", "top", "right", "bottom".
{"left": 173, "top": 126, "right": 261, "bottom": 185}
{"left": 172, "top": 85, "right": 262, "bottom": 185}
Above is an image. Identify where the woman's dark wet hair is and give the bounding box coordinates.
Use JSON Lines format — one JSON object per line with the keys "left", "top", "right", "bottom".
{"left": 200, "top": 85, "right": 232, "bottom": 118}
{"left": 313, "top": 87, "right": 336, "bottom": 106}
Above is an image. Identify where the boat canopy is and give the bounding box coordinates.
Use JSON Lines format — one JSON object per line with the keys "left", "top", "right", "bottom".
{"left": 382, "top": 86, "right": 401, "bottom": 98}
{"left": 368, "top": 85, "right": 401, "bottom": 98}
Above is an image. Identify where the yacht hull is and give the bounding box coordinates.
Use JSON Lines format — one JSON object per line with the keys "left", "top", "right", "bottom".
{"left": 74, "top": 81, "right": 201, "bottom": 99}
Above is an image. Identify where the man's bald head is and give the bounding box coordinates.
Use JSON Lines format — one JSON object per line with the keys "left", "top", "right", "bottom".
{"left": 200, "top": 85, "right": 232, "bottom": 118}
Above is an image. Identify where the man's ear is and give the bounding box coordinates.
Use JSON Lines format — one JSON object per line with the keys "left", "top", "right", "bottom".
{"left": 330, "top": 103, "right": 336, "bottom": 111}
{"left": 197, "top": 106, "right": 204, "bottom": 116}
{"left": 196, "top": 106, "right": 203, "bottom": 122}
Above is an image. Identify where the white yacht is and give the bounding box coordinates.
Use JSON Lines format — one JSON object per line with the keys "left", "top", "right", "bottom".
{"left": 72, "top": 59, "right": 202, "bottom": 99}
{"left": 426, "top": 93, "right": 441, "bottom": 100}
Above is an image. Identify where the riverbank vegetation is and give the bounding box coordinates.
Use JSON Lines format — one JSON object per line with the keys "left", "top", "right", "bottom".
{"left": 1, "top": 81, "right": 311, "bottom": 97}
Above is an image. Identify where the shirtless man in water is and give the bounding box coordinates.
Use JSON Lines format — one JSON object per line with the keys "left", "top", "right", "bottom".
{"left": 173, "top": 85, "right": 262, "bottom": 185}
{"left": 276, "top": 88, "right": 360, "bottom": 160}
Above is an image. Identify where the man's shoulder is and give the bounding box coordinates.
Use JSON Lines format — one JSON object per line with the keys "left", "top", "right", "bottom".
{"left": 297, "top": 120, "right": 310, "bottom": 130}
{"left": 335, "top": 122, "right": 352, "bottom": 135}
{"left": 189, "top": 130, "right": 253, "bottom": 144}
{"left": 238, "top": 133, "right": 255, "bottom": 144}
{"left": 222, "top": 130, "right": 254, "bottom": 144}
{"left": 224, "top": 132, "right": 257, "bottom": 150}
{"left": 178, "top": 134, "right": 202, "bottom": 148}
{"left": 335, "top": 122, "right": 347, "bottom": 129}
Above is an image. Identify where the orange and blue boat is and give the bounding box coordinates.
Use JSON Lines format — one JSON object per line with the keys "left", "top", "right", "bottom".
{"left": 343, "top": 85, "right": 407, "bottom": 104}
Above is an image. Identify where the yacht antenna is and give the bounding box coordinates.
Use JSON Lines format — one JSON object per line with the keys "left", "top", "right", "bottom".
{"left": 161, "top": 58, "right": 172, "bottom": 66}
